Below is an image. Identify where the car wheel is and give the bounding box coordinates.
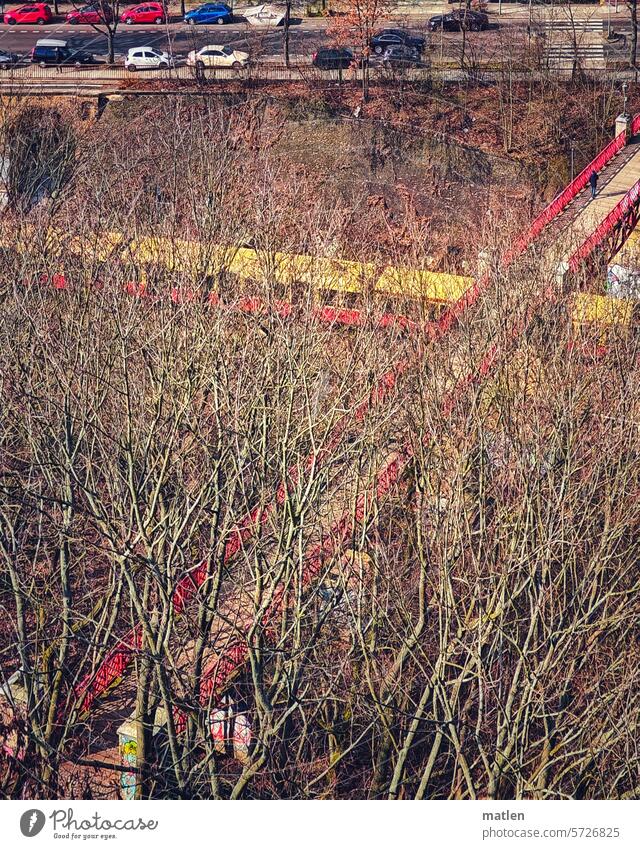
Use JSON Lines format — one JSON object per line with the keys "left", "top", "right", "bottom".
{"left": 128, "top": 63, "right": 137, "bottom": 71}
{"left": 373, "top": 45, "right": 383, "bottom": 55}
{"left": 155, "top": 16, "right": 163, "bottom": 23}
{"left": 74, "top": 61, "right": 82, "bottom": 68}
{"left": 216, "top": 16, "right": 224, "bottom": 24}
{"left": 39, "top": 61, "right": 46, "bottom": 67}
{"left": 36, "top": 17, "right": 45, "bottom": 24}
{"left": 7, "top": 18, "right": 16, "bottom": 24}
{"left": 471, "top": 22, "right": 481, "bottom": 31}
{"left": 232, "top": 60, "right": 242, "bottom": 69}
{"left": 69, "top": 17, "right": 78, "bottom": 24}
{"left": 158, "top": 61, "right": 168, "bottom": 69}
{"left": 0, "top": 63, "right": 8, "bottom": 70}
{"left": 125, "top": 16, "right": 134, "bottom": 24}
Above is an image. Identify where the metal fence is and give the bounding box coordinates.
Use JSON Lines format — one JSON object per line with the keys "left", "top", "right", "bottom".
{"left": 0, "top": 61, "right": 435, "bottom": 83}
{"left": 0, "top": 61, "right": 637, "bottom": 88}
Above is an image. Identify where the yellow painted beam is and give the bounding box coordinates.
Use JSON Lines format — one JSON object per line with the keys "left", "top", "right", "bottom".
{"left": 2, "top": 228, "right": 474, "bottom": 306}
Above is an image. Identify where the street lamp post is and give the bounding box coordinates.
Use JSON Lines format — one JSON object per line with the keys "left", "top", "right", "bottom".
{"left": 570, "top": 139, "right": 575, "bottom": 181}
{"left": 623, "top": 81, "right": 629, "bottom": 117}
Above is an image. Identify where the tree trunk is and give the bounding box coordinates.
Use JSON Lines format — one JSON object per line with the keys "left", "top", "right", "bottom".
{"left": 107, "top": 29, "right": 115, "bottom": 65}
{"left": 134, "top": 605, "right": 156, "bottom": 801}
{"left": 283, "top": 1, "right": 291, "bottom": 67}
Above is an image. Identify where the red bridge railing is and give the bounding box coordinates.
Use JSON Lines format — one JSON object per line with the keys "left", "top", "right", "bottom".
{"left": 434, "top": 115, "right": 639, "bottom": 339}
{"left": 515, "top": 130, "right": 628, "bottom": 254}
{"left": 65, "top": 116, "right": 640, "bottom": 718}
{"left": 568, "top": 176, "right": 640, "bottom": 272}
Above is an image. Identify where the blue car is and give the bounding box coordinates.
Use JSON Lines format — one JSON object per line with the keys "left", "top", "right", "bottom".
{"left": 184, "top": 3, "right": 232, "bottom": 24}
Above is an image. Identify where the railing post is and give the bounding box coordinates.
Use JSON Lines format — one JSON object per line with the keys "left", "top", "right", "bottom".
{"left": 556, "top": 261, "right": 570, "bottom": 294}
{"left": 616, "top": 113, "right": 631, "bottom": 143}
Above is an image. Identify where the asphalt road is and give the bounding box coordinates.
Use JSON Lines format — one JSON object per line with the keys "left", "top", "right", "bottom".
{"left": 0, "top": 6, "right": 623, "bottom": 66}
{"left": 0, "top": 20, "right": 326, "bottom": 62}
{"left": 0, "top": 19, "right": 544, "bottom": 65}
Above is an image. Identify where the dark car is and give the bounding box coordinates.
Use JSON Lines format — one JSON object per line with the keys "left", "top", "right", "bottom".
{"left": 0, "top": 50, "right": 19, "bottom": 69}
{"left": 370, "top": 28, "right": 426, "bottom": 55}
{"left": 312, "top": 47, "right": 354, "bottom": 70}
{"left": 31, "top": 40, "right": 95, "bottom": 67}
{"left": 428, "top": 10, "right": 489, "bottom": 32}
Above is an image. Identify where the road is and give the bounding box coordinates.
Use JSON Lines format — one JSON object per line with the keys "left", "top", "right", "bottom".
{"left": 0, "top": 19, "right": 324, "bottom": 63}
{"left": 0, "top": 4, "right": 629, "bottom": 67}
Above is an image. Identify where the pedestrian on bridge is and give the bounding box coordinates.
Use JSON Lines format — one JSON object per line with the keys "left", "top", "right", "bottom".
{"left": 589, "top": 171, "right": 598, "bottom": 200}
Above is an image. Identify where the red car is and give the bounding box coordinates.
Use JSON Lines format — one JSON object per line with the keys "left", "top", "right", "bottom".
{"left": 119, "top": 3, "right": 166, "bottom": 24}
{"left": 65, "top": 4, "right": 113, "bottom": 24}
{"left": 3, "top": 3, "right": 53, "bottom": 24}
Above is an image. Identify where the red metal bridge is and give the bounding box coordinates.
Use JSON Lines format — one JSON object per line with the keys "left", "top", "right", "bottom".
{"left": 6, "top": 111, "right": 640, "bottom": 796}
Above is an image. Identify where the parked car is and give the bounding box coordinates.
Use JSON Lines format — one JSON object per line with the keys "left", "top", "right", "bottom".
{"left": 30, "top": 39, "right": 95, "bottom": 66}
{"left": 125, "top": 45, "right": 174, "bottom": 70}
{"left": 66, "top": 4, "right": 113, "bottom": 24}
{"left": 120, "top": 3, "right": 166, "bottom": 24}
{"left": 187, "top": 43, "right": 249, "bottom": 69}
{"left": 312, "top": 47, "right": 353, "bottom": 70}
{"left": 184, "top": 3, "right": 232, "bottom": 24}
{"left": 428, "top": 10, "right": 489, "bottom": 32}
{"left": 3, "top": 3, "right": 52, "bottom": 25}
{"left": 0, "top": 49, "right": 19, "bottom": 69}
{"left": 378, "top": 44, "right": 422, "bottom": 68}
{"left": 370, "top": 28, "right": 426, "bottom": 55}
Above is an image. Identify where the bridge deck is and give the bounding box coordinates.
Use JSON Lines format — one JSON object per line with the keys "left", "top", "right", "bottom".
{"left": 549, "top": 135, "right": 640, "bottom": 267}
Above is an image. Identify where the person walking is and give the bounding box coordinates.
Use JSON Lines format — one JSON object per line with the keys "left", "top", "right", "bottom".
{"left": 589, "top": 171, "right": 598, "bottom": 200}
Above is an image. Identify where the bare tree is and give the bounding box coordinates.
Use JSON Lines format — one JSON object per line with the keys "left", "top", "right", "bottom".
{"left": 629, "top": 0, "right": 639, "bottom": 69}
